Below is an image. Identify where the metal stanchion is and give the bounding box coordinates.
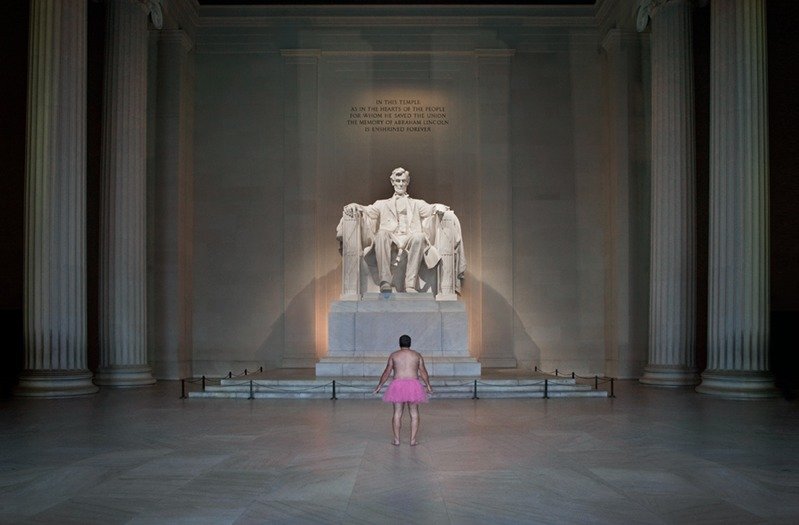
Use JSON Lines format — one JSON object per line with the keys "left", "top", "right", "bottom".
{"left": 180, "top": 379, "right": 186, "bottom": 399}
{"left": 544, "top": 379, "right": 549, "bottom": 399}
{"left": 571, "top": 372, "right": 575, "bottom": 379}
{"left": 249, "top": 380, "right": 254, "bottom": 399}
{"left": 594, "top": 375, "right": 598, "bottom": 390}
{"left": 331, "top": 380, "right": 337, "bottom": 400}
{"left": 555, "top": 369, "right": 559, "bottom": 376}
{"left": 534, "top": 366, "right": 538, "bottom": 372}
{"left": 259, "top": 366, "right": 263, "bottom": 373}
{"left": 228, "top": 371, "right": 232, "bottom": 379}
{"left": 472, "top": 380, "right": 479, "bottom": 400}
{"left": 202, "top": 375, "right": 206, "bottom": 392}
{"left": 244, "top": 368, "right": 248, "bottom": 376}
{"left": 610, "top": 378, "right": 616, "bottom": 398}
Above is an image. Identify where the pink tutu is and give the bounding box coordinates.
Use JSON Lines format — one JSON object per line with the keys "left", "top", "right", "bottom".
{"left": 382, "top": 378, "right": 428, "bottom": 404}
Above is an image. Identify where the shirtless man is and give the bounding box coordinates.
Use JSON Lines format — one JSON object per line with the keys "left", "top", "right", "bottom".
{"left": 373, "top": 334, "right": 434, "bottom": 446}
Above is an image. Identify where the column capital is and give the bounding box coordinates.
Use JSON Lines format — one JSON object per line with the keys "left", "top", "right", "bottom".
{"left": 112, "top": 0, "right": 163, "bottom": 29}
{"left": 636, "top": 0, "right": 699, "bottom": 32}
{"left": 143, "top": 0, "right": 164, "bottom": 29}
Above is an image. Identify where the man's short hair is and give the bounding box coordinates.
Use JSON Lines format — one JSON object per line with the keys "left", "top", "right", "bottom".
{"left": 399, "top": 334, "right": 411, "bottom": 348}
{"left": 390, "top": 167, "right": 410, "bottom": 181}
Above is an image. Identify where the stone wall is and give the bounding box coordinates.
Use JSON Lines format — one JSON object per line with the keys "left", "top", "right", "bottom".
{"left": 186, "top": 13, "right": 637, "bottom": 377}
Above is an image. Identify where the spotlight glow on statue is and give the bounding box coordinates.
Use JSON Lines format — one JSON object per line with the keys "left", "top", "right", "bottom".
{"left": 338, "top": 167, "right": 465, "bottom": 300}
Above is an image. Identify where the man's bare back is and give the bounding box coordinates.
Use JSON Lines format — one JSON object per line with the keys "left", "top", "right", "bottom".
{"left": 374, "top": 348, "right": 432, "bottom": 393}
{"left": 390, "top": 349, "right": 423, "bottom": 379}
{"left": 374, "top": 335, "right": 433, "bottom": 446}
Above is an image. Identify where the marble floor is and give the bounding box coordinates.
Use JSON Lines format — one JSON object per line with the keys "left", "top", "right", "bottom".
{"left": 1, "top": 380, "right": 797, "bottom": 524}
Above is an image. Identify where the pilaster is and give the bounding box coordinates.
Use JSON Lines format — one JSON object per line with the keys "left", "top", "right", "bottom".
{"left": 151, "top": 29, "right": 194, "bottom": 379}
{"left": 282, "top": 49, "right": 320, "bottom": 368}
{"left": 600, "top": 29, "right": 649, "bottom": 378}
{"left": 475, "top": 49, "right": 515, "bottom": 368}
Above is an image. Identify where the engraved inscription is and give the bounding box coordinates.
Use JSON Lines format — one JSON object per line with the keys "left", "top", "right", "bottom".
{"left": 346, "top": 98, "right": 450, "bottom": 133}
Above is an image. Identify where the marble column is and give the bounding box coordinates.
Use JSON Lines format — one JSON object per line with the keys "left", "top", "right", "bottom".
{"left": 95, "top": 0, "right": 160, "bottom": 387}
{"left": 638, "top": 0, "right": 699, "bottom": 386}
{"left": 16, "top": 0, "right": 97, "bottom": 397}
{"left": 697, "top": 0, "right": 777, "bottom": 398}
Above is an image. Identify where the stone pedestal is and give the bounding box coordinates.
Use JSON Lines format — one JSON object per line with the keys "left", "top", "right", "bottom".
{"left": 316, "top": 294, "right": 480, "bottom": 377}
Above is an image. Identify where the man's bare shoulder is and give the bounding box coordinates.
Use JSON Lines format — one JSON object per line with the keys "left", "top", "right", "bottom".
{"left": 389, "top": 349, "right": 412, "bottom": 359}
{"left": 391, "top": 348, "right": 420, "bottom": 359}
{"left": 410, "top": 349, "right": 424, "bottom": 359}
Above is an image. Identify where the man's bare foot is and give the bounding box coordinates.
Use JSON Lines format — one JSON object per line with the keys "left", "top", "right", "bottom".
{"left": 410, "top": 440, "right": 419, "bottom": 446}
{"left": 392, "top": 439, "right": 400, "bottom": 446}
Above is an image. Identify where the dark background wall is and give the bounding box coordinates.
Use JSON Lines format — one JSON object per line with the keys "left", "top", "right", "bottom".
{"left": 0, "top": 0, "right": 28, "bottom": 395}
{"left": 764, "top": 1, "right": 799, "bottom": 395}
{"left": 1, "top": 0, "right": 797, "bottom": 395}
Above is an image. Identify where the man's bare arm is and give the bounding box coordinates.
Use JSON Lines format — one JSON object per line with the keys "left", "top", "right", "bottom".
{"left": 418, "top": 355, "right": 433, "bottom": 393}
{"left": 374, "top": 355, "right": 394, "bottom": 394}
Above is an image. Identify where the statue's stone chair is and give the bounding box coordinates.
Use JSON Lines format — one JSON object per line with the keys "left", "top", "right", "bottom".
{"left": 337, "top": 209, "right": 464, "bottom": 300}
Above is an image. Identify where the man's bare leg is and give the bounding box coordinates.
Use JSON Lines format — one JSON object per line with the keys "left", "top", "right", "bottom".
{"left": 391, "top": 403, "right": 404, "bottom": 445}
{"left": 409, "top": 403, "right": 420, "bottom": 445}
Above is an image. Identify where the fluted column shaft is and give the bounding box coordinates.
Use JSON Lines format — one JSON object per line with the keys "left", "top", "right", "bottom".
{"left": 641, "top": 0, "right": 699, "bottom": 387}
{"left": 697, "top": 0, "right": 776, "bottom": 398}
{"left": 16, "top": 0, "right": 97, "bottom": 397}
{"left": 95, "top": 0, "right": 155, "bottom": 387}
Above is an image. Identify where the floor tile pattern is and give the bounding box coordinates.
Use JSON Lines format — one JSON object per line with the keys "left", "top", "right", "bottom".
{"left": 1, "top": 381, "right": 797, "bottom": 524}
